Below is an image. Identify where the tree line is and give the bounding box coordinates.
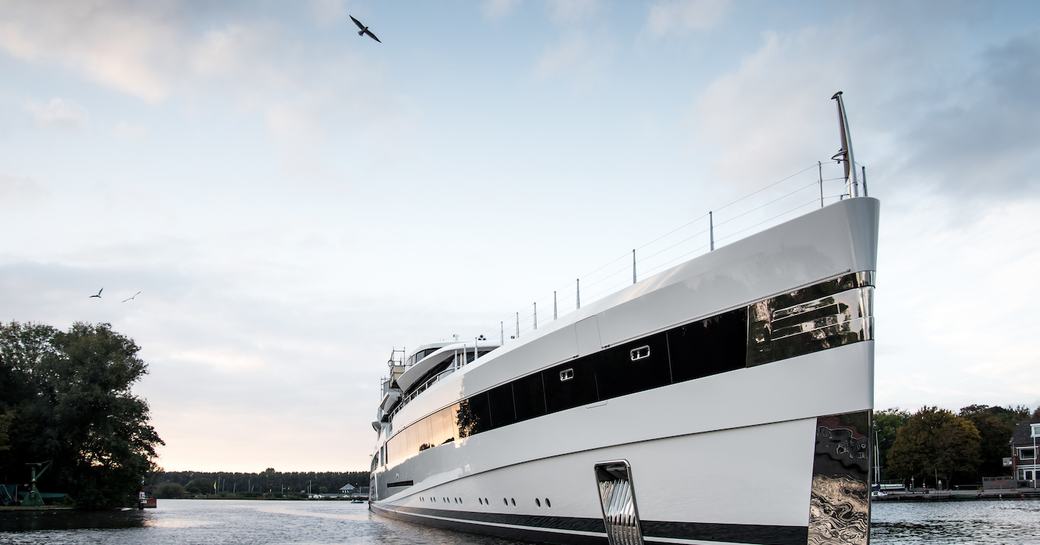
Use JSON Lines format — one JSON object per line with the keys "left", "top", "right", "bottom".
{"left": 876, "top": 404, "right": 1040, "bottom": 488}
{"left": 148, "top": 469, "right": 370, "bottom": 498}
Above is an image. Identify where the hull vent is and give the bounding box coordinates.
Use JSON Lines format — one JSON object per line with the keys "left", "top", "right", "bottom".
{"left": 594, "top": 460, "right": 645, "bottom": 545}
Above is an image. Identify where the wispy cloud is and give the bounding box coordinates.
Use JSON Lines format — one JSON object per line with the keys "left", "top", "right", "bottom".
{"left": 0, "top": 174, "right": 49, "bottom": 208}
{"left": 113, "top": 121, "right": 148, "bottom": 140}
{"left": 546, "top": 0, "right": 602, "bottom": 25}
{"left": 482, "top": 0, "right": 521, "bottom": 20}
{"left": 0, "top": 0, "right": 183, "bottom": 102}
{"left": 533, "top": 31, "right": 612, "bottom": 88}
{"left": 25, "top": 97, "right": 88, "bottom": 127}
{"left": 0, "top": 0, "right": 415, "bottom": 171}
{"left": 645, "top": 0, "right": 731, "bottom": 36}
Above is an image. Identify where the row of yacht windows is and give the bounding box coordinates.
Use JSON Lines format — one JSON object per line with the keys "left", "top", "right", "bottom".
{"left": 384, "top": 272, "right": 870, "bottom": 469}
{"left": 386, "top": 307, "right": 747, "bottom": 467}
{"left": 407, "top": 347, "right": 443, "bottom": 366}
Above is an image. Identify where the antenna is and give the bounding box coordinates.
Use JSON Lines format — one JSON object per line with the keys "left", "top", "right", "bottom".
{"left": 831, "top": 91, "right": 859, "bottom": 198}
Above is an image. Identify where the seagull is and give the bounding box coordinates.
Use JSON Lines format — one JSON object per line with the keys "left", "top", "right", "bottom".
{"left": 122, "top": 291, "right": 142, "bottom": 303}
{"left": 349, "top": 15, "right": 381, "bottom": 43}
{"left": 89, "top": 288, "right": 103, "bottom": 299}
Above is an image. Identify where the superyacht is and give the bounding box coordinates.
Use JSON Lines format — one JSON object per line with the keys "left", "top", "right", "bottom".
{"left": 368, "top": 93, "right": 876, "bottom": 545}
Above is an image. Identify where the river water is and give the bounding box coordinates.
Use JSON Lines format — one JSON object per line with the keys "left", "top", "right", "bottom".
{"left": 1, "top": 499, "right": 1038, "bottom": 545}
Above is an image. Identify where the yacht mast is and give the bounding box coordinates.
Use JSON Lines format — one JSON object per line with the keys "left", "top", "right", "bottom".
{"left": 831, "top": 91, "right": 860, "bottom": 198}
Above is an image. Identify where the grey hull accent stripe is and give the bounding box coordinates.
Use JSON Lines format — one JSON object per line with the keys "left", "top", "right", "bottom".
{"left": 373, "top": 503, "right": 808, "bottom": 545}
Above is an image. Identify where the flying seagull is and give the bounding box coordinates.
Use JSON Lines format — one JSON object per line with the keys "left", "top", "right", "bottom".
{"left": 122, "top": 291, "right": 142, "bottom": 303}
{"left": 89, "top": 288, "right": 103, "bottom": 299}
{"left": 349, "top": 15, "right": 381, "bottom": 43}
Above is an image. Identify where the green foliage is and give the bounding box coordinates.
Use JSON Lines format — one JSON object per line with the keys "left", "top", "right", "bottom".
{"left": 0, "top": 321, "right": 163, "bottom": 509}
{"left": 185, "top": 479, "right": 215, "bottom": 495}
{"left": 887, "top": 406, "right": 981, "bottom": 487}
{"left": 874, "top": 408, "right": 909, "bottom": 474}
{"left": 0, "top": 410, "right": 13, "bottom": 453}
{"left": 958, "top": 404, "right": 1024, "bottom": 477}
{"left": 153, "top": 482, "right": 186, "bottom": 499}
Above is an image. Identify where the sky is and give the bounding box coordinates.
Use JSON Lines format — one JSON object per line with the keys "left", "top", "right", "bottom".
{"left": 1, "top": 0, "right": 1038, "bottom": 472}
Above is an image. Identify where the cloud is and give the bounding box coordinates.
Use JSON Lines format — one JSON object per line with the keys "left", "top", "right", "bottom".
{"left": 0, "top": 0, "right": 184, "bottom": 102}
{"left": 24, "top": 97, "right": 88, "bottom": 127}
{"left": 897, "top": 33, "right": 1040, "bottom": 196}
{"left": 307, "top": 0, "right": 347, "bottom": 27}
{"left": 875, "top": 194, "right": 1040, "bottom": 409}
{"left": 546, "top": 0, "right": 601, "bottom": 24}
{"left": 687, "top": 10, "right": 1039, "bottom": 199}
{"left": 0, "top": 174, "right": 49, "bottom": 208}
{"left": 645, "top": 0, "right": 731, "bottom": 36}
{"left": 0, "top": 0, "right": 416, "bottom": 171}
{"left": 113, "top": 121, "right": 147, "bottom": 139}
{"left": 482, "top": 0, "right": 521, "bottom": 20}
{"left": 691, "top": 28, "right": 865, "bottom": 187}
{"left": 533, "top": 31, "right": 612, "bottom": 87}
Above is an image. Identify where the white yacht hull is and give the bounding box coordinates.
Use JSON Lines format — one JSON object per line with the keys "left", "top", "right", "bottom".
{"left": 371, "top": 198, "right": 880, "bottom": 545}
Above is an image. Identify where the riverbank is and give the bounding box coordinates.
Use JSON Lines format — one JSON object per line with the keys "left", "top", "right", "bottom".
{"left": 875, "top": 488, "right": 1040, "bottom": 502}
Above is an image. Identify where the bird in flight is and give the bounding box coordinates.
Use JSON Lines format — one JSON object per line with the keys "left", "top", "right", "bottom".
{"left": 349, "top": 15, "right": 381, "bottom": 43}
{"left": 122, "top": 291, "right": 142, "bottom": 303}
{"left": 89, "top": 288, "right": 103, "bottom": 299}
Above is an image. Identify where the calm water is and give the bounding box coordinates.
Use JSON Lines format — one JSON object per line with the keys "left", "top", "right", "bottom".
{"left": 1, "top": 499, "right": 1038, "bottom": 544}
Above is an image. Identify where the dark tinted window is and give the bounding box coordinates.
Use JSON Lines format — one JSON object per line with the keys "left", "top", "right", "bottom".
{"left": 669, "top": 307, "right": 748, "bottom": 382}
{"left": 513, "top": 372, "right": 546, "bottom": 422}
{"left": 487, "top": 383, "right": 517, "bottom": 428}
{"left": 543, "top": 359, "right": 598, "bottom": 412}
{"left": 595, "top": 333, "right": 672, "bottom": 399}
{"left": 456, "top": 392, "right": 492, "bottom": 437}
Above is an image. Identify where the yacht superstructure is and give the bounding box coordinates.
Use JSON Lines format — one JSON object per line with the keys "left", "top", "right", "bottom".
{"left": 367, "top": 94, "right": 877, "bottom": 545}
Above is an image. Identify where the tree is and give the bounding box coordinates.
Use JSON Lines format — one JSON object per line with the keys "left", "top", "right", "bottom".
{"left": 153, "top": 482, "right": 185, "bottom": 499}
{"left": 1033, "top": 406, "right": 1040, "bottom": 420}
{"left": 959, "top": 405, "right": 1021, "bottom": 477}
{"left": 185, "top": 479, "right": 214, "bottom": 495}
{"left": 0, "top": 321, "right": 163, "bottom": 509}
{"left": 887, "top": 406, "right": 981, "bottom": 488}
{"left": 874, "top": 409, "right": 909, "bottom": 476}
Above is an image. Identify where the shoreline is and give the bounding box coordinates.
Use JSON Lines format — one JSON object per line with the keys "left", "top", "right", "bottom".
{"left": 875, "top": 489, "right": 1040, "bottom": 502}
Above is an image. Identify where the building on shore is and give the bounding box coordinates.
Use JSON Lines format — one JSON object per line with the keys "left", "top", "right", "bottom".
{"left": 1009, "top": 421, "right": 1040, "bottom": 486}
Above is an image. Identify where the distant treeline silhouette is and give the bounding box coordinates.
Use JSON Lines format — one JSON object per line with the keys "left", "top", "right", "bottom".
{"left": 150, "top": 468, "right": 368, "bottom": 497}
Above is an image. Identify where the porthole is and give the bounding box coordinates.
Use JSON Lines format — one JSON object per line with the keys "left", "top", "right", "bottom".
{"left": 478, "top": 498, "right": 483, "bottom": 505}
{"left": 503, "top": 498, "right": 508, "bottom": 506}
{"left": 546, "top": 498, "right": 551, "bottom": 508}
{"left": 484, "top": 497, "right": 489, "bottom": 504}
{"left": 511, "top": 498, "right": 516, "bottom": 506}
{"left": 535, "top": 498, "right": 541, "bottom": 507}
